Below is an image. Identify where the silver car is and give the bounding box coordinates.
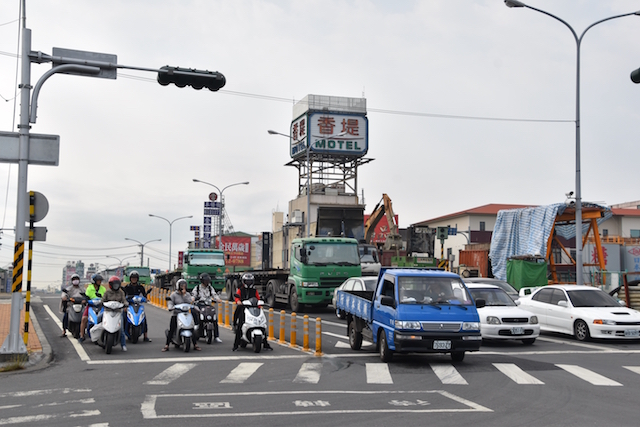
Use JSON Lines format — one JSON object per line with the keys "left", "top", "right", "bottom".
{"left": 333, "top": 276, "right": 378, "bottom": 319}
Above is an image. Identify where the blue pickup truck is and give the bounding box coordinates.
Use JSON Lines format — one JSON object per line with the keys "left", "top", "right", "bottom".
{"left": 335, "top": 268, "right": 485, "bottom": 362}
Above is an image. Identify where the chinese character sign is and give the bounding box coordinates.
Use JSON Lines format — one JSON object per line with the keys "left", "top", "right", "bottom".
{"left": 364, "top": 214, "right": 399, "bottom": 243}
{"left": 309, "top": 112, "right": 368, "bottom": 157}
{"left": 222, "top": 235, "right": 251, "bottom": 266}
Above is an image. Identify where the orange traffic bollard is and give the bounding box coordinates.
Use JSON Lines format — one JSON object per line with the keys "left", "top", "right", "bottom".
{"left": 290, "top": 312, "right": 297, "bottom": 348}
{"left": 303, "top": 315, "right": 309, "bottom": 351}
{"left": 268, "top": 308, "right": 274, "bottom": 340}
{"left": 315, "top": 317, "right": 322, "bottom": 356}
{"left": 279, "top": 310, "right": 286, "bottom": 345}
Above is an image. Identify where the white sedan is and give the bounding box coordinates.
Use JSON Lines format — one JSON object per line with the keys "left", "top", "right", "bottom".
{"left": 519, "top": 285, "right": 640, "bottom": 341}
{"left": 466, "top": 283, "right": 540, "bottom": 345}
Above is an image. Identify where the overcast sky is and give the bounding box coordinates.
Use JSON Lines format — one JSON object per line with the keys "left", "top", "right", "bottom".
{"left": 1, "top": 0, "right": 639, "bottom": 288}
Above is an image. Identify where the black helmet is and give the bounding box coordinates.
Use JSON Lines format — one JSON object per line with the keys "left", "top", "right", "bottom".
{"left": 129, "top": 270, "right": 140, "bottom": 280}
{"left": 108, "top": 276, "right": 121, "bottom": 291}
{"left": 93, "top": 273, "right": 104, "bottom": 284}
{"left": 199, "top": 273, "right": 211, "bottom": 285}
{"left": 241, "top": 273, "right": 254, "bottom": 288}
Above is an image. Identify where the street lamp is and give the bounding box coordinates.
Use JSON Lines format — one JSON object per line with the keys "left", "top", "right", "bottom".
{"left": 149, "top": 214, "right": 193, "bottom": 272}
{"left": 505, "top": 0, "right": 639, "bottom": 286}
{"left": 124, "top": 238, "right": 161, "bottom": 267}
{"left": 192, "top": 179, "right": 249, "bottom": 249}
{"left": 106, "top": 255, "right": 137, "bottom": 266}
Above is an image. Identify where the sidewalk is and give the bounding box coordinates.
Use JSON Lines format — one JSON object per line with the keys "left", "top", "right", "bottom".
{"left": 0, "top": 293, "right": 51, "bottom": 370}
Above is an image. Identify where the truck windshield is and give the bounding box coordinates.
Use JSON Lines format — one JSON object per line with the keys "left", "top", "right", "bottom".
{"left": 398, "top": 277, "right": 472, "bottom": 305}
{"left": 304, "top": 243, "right": 360, "bottom": 266}
{"left": 189, "top": 252, "right": 225, "bottom": 266}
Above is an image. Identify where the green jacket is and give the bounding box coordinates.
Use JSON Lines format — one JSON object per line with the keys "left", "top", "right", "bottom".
{"left": 85, "top": 284, "right": 107, "bottom": 300}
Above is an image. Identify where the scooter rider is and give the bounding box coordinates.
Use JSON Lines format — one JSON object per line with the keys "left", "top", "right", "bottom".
{"left": 78, "top": 274, "right": 107, "bottom": 343}
{"left": 60, "top": 273, "right": 83, "bottom": 337}
{"left": 232, "top": 273, "right": 272, "bottom": 351}
{"left": 104, "top": 276, "right": 129, "bottom": 352}
{"left": 124, "top": 270, "right": 151, "bottom": 342}
{"left": 162, "top": 279, "right": 202, "bottom": 352}
{"left": 192, "top": 273, "right": 222, "bottom": 343}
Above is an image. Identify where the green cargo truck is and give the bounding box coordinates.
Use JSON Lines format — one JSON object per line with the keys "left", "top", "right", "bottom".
{"left": 123, "top": 266, "right": 152, "bottom": 285}
{"left": 182, "top": 248, "right": 226, "bottom": 292}
{"left": 225, "top": 237, "right": 361, "bottom": 312}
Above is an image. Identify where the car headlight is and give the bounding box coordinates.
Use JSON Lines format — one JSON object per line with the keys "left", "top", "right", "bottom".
{"left": 593, "top": 319, "right": 616, "bottom": 325}
{"left": 395, "top": 321, "right": 422, "bottom": 330}
{"left": 462, "top": 322, "right": 480, "bottom": 331}
{"left": 486, "top": 316, "right": 501, "bottom": 325}
{"left": 301, "top": 281, "right": 319, "bottom": 287}
{"left": 529, "top": 316, "right": 538, "bottom": 325}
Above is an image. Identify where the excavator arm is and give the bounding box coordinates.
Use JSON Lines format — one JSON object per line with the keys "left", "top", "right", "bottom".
{"left": 364, "top": 194, "right": 403, "bottom": 251}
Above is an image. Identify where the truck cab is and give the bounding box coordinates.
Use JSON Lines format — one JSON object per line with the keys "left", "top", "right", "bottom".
{"left": 182, "top": 249, "right": 226, "bottom": 291}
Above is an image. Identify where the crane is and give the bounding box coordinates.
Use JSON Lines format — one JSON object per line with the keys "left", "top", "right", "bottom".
{"left": 364, "top": 194, "right": 403, "bottom": 251}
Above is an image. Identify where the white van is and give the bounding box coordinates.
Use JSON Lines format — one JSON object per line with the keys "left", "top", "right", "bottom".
{"left": 358, "top": 243, "right": 381, "bottom": 276}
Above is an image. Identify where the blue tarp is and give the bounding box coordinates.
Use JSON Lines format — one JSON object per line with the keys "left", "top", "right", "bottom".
{"left": 489, "top": 203, "right": 612, "bottom": 281}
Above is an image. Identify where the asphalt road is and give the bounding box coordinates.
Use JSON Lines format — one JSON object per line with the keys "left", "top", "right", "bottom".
{"left": 2, "top": 295, "right": 640, "bottom": 426}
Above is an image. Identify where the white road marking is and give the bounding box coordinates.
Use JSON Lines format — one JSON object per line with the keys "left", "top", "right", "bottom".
{"left": 146, "top": 363, "right": 197, "bottom": 385}
{"left": 0, "top": 388, "right": 91, "bottom": 398}
{"left": 366, "top": 363, "right": 393, "bottom": 384}
{"left": 556, "top": 364, "right": 622, "bottom": 386}
{"left": 430, "top": 363, "right": 468, "bottom": 385}
{"left": 537, "top": 336, "right": 616, "bottom": 351}
{"left": 0, "top": 405, "right": 22, "bottom": 410}
{"left": 43, "top": 304, "right": 90, "bottom": 362}
{"left": 35, "top": 398, "right": 95, "bottom": 407}
{"left": 293, "top": 363, "right": 322, "bottom": 383}
{"left": 220, "top": 362, "right": 263, "bottom": 383}
{"left": 493, "top": 363, "right": 544, "bottom": 385}
{"left": 623, "top": 366, "right": 640, "bottom": 375}
{"left": 0, "top": 410, "right": 100, "bottom": 425}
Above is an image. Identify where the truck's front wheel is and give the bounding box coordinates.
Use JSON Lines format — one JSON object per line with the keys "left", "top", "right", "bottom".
{"left": 379, "top": 330, "right": 393, "bottom": 362}
{"left": 349, "top": 320, "right": 362, "bottom": 350}
{"left": 289, "top": 287, "right": 301, "bottom": 313}
{"left": 451, "top": 351, "right": 465, "bottom": 362}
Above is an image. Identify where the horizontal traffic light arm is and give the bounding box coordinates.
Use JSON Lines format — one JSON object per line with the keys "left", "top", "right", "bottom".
{"left": 157, "top": 66, "right": 226, "bottom": 91}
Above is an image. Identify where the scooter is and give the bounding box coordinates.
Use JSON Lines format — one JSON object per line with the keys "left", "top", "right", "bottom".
{"left": 195, "top": 298, "right": 218, "bottom": 344}
{"left": 125, "top": 295, "right": 147, "bottom": 344}
{"left": 239, "top": 297, "right": 267, "bottom": 353}
{"left": 85, "top": 297, "right": 103, "bottom": 341}
{"left": 165, "top": 303, "right": 195, "bottom": 353}
{"left": 64, "top": 291, "right": 86, "bottom": 339}
{"left": 90, "top": 301, "right": 125, "bottom": 354}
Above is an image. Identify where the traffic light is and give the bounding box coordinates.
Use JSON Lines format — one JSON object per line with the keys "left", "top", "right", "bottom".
{"left": 157, "top": 66, "right": 226, "bottom": 91}
{"left": 437, "top": 226, "right": 449, "bottom": 241}
{"left": 631, "top": 67, "right": 640, "bottom": 84}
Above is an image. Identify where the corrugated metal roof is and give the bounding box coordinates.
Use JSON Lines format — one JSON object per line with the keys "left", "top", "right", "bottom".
{"left": 413, "top": 203, "right": 537, "bottom": 225}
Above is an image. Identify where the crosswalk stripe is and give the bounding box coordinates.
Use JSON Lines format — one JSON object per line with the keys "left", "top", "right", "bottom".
{"left": 430, "top": 363, "right": 468, "bottom": 385}
{"left": 493, "top": 363, "right": 544, "bottom": 385}
{"left": 293, "top": 363, "right": 323, "bottom": 383}
{"left": 366, "top": 363, "right": 393, "bottom": 384}
{"left": 556, "top": 364, "right": 622, "bottom": 386}
{"left": 220, "top": 362, "right": 263, "bottom": 383}
{"left": 623, "top": 366, "right": 640, "bottom": 376}
{"left": 145, "top": 363, "right": 197, "bottom": 385}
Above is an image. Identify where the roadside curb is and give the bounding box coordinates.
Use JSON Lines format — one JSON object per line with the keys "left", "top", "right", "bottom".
{"left": 27, "top": 305, "right": 53, "bottom": 370}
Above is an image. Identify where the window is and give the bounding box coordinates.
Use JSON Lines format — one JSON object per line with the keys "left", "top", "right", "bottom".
{"left": 380, "top": 278, "right": 395, "bottom": 299}
{"left": 552, "top": 247, "right": 562, "bottom": 264}
{"left": 631, "top": 230, "right": 640, "bottom": 238}
{"left": 602, "top": 229, "right": 608, "bottom": 237}
{"left": 479, "top": 221, "right": 486, "bottom": 232}
{"left": 549, "top": 289, "right": 567, "bottom": 305}
{"left": 532, "top": 288, "right": 554, "bottom": 304}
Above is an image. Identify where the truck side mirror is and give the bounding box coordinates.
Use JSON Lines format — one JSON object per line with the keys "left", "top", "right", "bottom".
{"left": 299, "top": 248, "right": 307, "bottom": 262}
{"left": 475, "top": 298, "right": 486, "bottom": 309}
{"left": 380, "top": 296, "right": 396, "bottom": 308}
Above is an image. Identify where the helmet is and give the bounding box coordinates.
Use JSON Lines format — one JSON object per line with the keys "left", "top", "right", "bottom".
{"left": 129, "top": 270, "right": 140, "bottom": 280}
{"left": 199, "top": 273, "right": 211, "bottom": 285}
{"left": 71, "top": 273, "right": 81, "bottom": 285}
{"left": 176, "top": 279, "right": 188, "bottom": 292}
{"left": 108, "top": 276, "right": 121, "bottom": 291}
{"left": 241, "top": 273, "right": 255, "bottom": 288}
{"left": 93, "top": 273, "right": 104, "bottom": 284}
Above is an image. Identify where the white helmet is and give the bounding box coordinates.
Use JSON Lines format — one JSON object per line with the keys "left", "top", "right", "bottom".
{"left": 241, "top": 273, "right": 255, "bottom": 288}
{"left": 176, "top": 279, "right": 188, "bottom": 292}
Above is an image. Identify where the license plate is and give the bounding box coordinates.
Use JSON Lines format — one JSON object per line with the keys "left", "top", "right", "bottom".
{"left": 624, "top": 329, "right": 639, "bottom": 337}
{"left": 511, "top": 327, "right": 525, "bottom": 335}
{"left": 433, "top": 340, "right": 451, "bottom": 350}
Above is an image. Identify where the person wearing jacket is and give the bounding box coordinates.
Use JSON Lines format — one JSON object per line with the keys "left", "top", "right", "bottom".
{"left": 78, "top": 274, "right": 107, "bottom": 343}
{"left": 162, "top": 279, "right": 201, "bottom": 352}
{"left": 60, "top": 274, "right": 84, "bottom": 337}
{"left": 191, "top": 273, "right": 222, "bottom": 343}
{"left": 232, "top": 273, "right": 272, "bottom": 351}
{"left": 123, "top": 270, "right": 151, "bottom": 342}
{"left": 104, "top": 276, "right": 129, "bottom": 352}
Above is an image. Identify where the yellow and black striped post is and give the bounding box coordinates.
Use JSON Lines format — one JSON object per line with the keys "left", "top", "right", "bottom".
{"left": 23, "top": 191, "right": 35, "bottom": 346}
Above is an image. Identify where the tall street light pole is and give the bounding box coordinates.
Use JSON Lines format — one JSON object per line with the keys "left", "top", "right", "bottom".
{"left": 124, "top": 238, "right": 161, "bottom": 267}
{"left": 192, "top": 180, "right": 249, "bottom": 249}
{"left": 149, "top": 214, "right": 193, "bottom": 272}
{"left": 505, "top": 0, "right": 639, "bottom": 287}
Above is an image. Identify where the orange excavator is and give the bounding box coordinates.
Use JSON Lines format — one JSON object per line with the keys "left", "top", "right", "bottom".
{"left": 364, "top": 193, "right": 403, "bottom": 251}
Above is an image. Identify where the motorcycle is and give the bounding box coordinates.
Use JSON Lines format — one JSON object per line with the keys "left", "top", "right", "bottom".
{"left": 90, "top": 300, "right": 125, "bottom": 354}
{"left": 85, "top": 297, "right": 103, "bottom": 341}
{"left": 238, "top": 297, "right": 267, "bottom": 353}
{"left": 165, "top": 303, "right": 195, "bottom": 352}
{"left": 195, "top": 298, "right": 218, "bottom": 344}
{"left": 64, "top": 290, "right": 86, "bottom": 339}
{"left": 125, "top": 295, "right": 147, "bottom": 344}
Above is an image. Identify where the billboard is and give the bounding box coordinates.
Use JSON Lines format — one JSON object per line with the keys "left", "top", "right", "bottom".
{"left": 290, "top": 112, "right": 368, "bottom": 159}
{"left": 365, "top": 214, "right": 399, "bottom": 244}
{"left": 221, "top": 235, "right": 251, "bottom": 267}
